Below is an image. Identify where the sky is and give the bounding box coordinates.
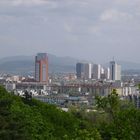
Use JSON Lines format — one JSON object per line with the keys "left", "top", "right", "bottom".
{"left": 0, "top": 0, "right": 140, "bottom": 63}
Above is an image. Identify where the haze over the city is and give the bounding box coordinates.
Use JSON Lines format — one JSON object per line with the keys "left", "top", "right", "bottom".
{"left": 0, "top": 0, "right": 140, "bottom": 63}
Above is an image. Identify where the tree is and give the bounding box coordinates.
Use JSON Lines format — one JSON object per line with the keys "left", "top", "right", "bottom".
{"left": 95, "top": 88, "right": 140, "bottom": 140}
{"left": 96, "top": 89, "right": 120, "bottom": 120}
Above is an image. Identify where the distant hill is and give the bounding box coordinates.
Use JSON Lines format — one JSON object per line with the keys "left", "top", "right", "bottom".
{"left": 118, "top": 61, "right": 140, "bottom": 70}
{"left": 104, "top": 61, "right": 140, "bottom": 70}
{"left": 0, "top": 54, "right": 140, "bottom": 75}
{"left": 0, "top": 54, "right": 78, "bottom": 75}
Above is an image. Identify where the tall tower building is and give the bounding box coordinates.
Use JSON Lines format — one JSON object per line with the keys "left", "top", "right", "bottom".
{"left": 84, "top": 63, "right": 92, "bottom": 79}
{"left": 110, "top": 61, "right": 121, "bottom": 81}
{"left": 106, "top": 67, "right": 110, "bottom": 80}
{"left": 76, "top": 63, "right": 84, "bottom": 79}
{"left": 76, "top": 63, "right": 92, "bottom": 79}
{"left": 92, "top": 64, "right": 101, "bottom": 80}
{"left": 35, "top": 53, "right": 49, "bottom": 83}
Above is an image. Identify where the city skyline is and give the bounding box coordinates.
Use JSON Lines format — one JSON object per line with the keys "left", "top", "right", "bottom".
{"left": 0, "top": 0, "right": 140, "bottom": 63}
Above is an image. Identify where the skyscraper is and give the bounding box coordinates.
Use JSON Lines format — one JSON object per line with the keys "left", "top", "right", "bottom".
{"left": 105, "top": 67, "right": 110, "bottom": 80}
{"left": 35, "top": 53, "right": 49, "bottom": 83}
{"left": 84, "top": 63, "right": 92, "bottom": 79}
{"left": 76, "top": 63, "right": 92, "bottom": 79}
{"left": 110, "top": 61, "right": 121, "bottom": 81}
{"left": 92, "top": 64, "right": 101, "bottom": 80}
{"left": 76, "top": 63, "right": 84, "bottom": 79}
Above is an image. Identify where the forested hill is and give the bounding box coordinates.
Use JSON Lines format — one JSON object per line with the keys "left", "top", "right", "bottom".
{"left": 0, "top": 86, "right": 101, "bottom": 140}
{"left": 1, "top": 86, "right": 140, "bottom": 140}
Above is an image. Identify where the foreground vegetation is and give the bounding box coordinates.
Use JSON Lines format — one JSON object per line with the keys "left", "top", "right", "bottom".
{"left": 0, "top": 86, "right": 140, "bottom": 140}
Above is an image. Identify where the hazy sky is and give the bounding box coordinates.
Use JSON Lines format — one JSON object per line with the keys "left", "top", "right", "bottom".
{"left": 0, "top": 0, "right": 140, "bottom": 63}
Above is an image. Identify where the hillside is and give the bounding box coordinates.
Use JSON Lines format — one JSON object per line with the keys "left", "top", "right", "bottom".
{"left": 1, "top": 86, "right": 140, "bottom": 139}
{"left": 0, "top": 86, "right": 101, "bottom": 140}
{"left": 0, "top": 54, "right": 78, "bottom": 75}
{"left": 0, "top": 55, "right": 140, "bottom": 75}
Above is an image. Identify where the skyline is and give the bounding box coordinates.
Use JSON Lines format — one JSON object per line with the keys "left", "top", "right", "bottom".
{"left": 0, "top": 0, "right": 140, "bottom": 63}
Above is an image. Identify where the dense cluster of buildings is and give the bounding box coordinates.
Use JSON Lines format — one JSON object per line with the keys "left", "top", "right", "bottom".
{"left": 34, "top": 53, "right": 121, "bottom": 84}
{"left": 0, "top": 53, "right": 140, "bottom": 109}
{"left": 76, "top": 61, "right": 121, "bottom": 81}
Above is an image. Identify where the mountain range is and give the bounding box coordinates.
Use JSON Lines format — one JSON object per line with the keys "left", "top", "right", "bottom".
{"left": 0, "top": 54, "right": 78, "bottom": 75}
{"left": 0, "top": 54, "right": 140, "bottom": 75}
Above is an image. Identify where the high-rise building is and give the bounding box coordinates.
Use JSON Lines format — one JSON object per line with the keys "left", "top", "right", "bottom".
{"left": 106, "top": 67, "right": 110, "bottom": 80}
{"left": 84, "top": 63, "right": 92, "bottom": 79}
{"left": 76, "top": 63, "right": 92, "bottom": 79}
{"left": 35, "top": 53, "right": 49, "bottom": 83}
{"left": 76, "top": 63, "right": 84, "bottom": 79}
{"left": 92, "top": 64, "right": 101, "bottom": 80}
{"left": 110, "top": 61, "right": 121, "bottom": 81}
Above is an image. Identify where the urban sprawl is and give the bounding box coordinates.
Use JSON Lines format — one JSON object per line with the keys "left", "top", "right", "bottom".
{"left": 1, "top": 53, "right": 140, "bottom": 110}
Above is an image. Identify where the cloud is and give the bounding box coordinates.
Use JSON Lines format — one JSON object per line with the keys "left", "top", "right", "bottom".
{"left": 0, "top": 35, "right": 17, "bottom": 45}
{"left": 0, "top": 0, "right": 140, "bottom": 62}
{"left": 100, "top": 9, "right": 132, "bottom": 22}
{"left": 114, "top": 0, "right": 129, "bottom": 5}
{"left": 64, "top": 23, "right": 73, "bottom": 33}
{"left": 88, "top": 26, "right": 100, "bottom": 34}
{"left": 0, "top": 0, "right": 48, "bottom": 6}
{"left": 0, "top": 15, "right": 16, "bottom": 23}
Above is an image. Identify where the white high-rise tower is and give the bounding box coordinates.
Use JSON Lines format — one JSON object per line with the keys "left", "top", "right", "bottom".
{"left": 110, "top": 61, "right": 121, "bottom": 81}
{"left": 84, "top": 63, "right": 92, "bottom": 79}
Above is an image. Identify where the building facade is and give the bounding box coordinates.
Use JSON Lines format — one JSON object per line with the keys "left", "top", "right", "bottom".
{"left": 92, "top": 64, "right": 101, "bottom": 80}
{"left": 35, "top": 53, "right": 49, "bottom": 83}
{"left": 76, "top": 63, "right": 92, "bottom": 79}
{"left": 76, "top": 63, "right": 84, "bottom": 79}
{"left": 84, "top": 63, "right": 92, "bottom": 79}
{"left": 110, "top": 61, "right": 121, "bottom": 81}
